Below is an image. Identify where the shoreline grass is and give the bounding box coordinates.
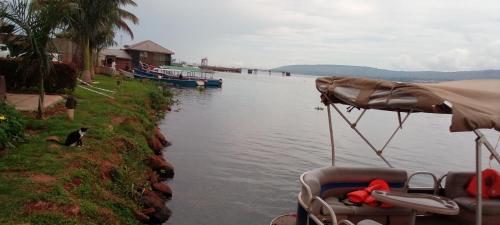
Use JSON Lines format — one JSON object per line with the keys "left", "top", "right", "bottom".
{"left": 0, "top": 75, "right": 172, "bottom": 225}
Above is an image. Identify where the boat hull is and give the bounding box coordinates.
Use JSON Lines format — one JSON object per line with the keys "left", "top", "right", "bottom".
{"left": 134, "top": 69, "right": 204, "bottom": 87}
{"left": 204, "top": 79, "right": 222, "bottom": 87}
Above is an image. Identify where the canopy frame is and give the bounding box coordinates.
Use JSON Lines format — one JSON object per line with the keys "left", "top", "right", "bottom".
{"left": 473, "top": 130, "right": 500, "bottom": 225}
{"left": 325, "top": 103, "right": 500, "bottom": 225}
{"left": 327, "top": 103, "right": 412, "bottom": 168}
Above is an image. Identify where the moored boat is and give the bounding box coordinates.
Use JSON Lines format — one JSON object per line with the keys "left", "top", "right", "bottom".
{"left": 272, "top": 77, "right": 500, "bottom": 225}
{"left": 154, "top": 65, "right": 223, "bottom": 88}
{"left": 134, "top": 68, "right": 204, "bottom": 87}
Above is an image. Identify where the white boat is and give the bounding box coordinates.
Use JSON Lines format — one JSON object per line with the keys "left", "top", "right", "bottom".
{"left": 272, "top": 77, "right": 500, "bottom": 225}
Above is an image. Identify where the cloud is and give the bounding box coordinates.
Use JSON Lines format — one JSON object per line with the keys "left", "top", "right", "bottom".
{"left": 118, "top": 0, "right": 500, "bottom": 70}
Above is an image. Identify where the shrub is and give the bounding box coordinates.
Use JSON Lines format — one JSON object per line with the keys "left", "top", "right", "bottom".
{"left": 0, "top": 102, "right": 25, "bottom": 149}
{"left": 0, "top": 58, "right": 77, "bottom": 94}
{"left": 148, "top": 87, "right": 173, "bottom": 111}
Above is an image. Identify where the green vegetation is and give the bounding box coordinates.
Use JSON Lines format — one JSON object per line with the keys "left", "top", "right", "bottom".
{"left": 0, "top": 102, "right": 25, "bottom": 149}
{"left": 0, "top": 0, "right": 139, "bottom": 118}
{"left": 66, "top": 0, "right": 139, "bottom": 83}
{"left": 0, "top": 0, "right": 72, "bottom": 118}
{"left": 0, "top": 75, "right": 172, "bottom": 225}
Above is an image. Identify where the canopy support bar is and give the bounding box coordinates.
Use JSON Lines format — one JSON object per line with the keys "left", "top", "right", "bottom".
{"left": 473, "top": 130, "right": 500, "bottom": 164}
{"left": 327, "top": 105, "right": 335, "bottom": 166}
{"left": 472, "top": 130, "right": 500, "bottom": 225}
{"left": 475, "top": 136, "right": 482, "bottom": 225}
{"left": 379, "top": 111, "right": 412, "bottom": 155}
{"left": 329, "top": 104, "right": 414, "bottom": 168}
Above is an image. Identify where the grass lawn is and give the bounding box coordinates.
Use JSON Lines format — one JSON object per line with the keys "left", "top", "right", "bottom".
{"left": 0, "top": 75, "right": 172, "bottom": 225}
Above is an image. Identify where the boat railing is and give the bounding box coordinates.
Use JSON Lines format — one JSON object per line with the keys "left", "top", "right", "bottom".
{"left": 404, "top": 171, "right": 439, "bottom": 195}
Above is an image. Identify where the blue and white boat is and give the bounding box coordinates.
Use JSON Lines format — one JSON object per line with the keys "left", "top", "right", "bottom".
{"left": 154, "top": 66, "right": 223, "bottom": 88}
{"left": 134, "top": 68, "right": 204, "bottom": 87}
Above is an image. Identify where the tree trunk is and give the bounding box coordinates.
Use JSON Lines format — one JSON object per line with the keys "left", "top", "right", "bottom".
{"left": 37, "top": 72, "right": 45, "bottom": 119}
{"left": 90, "top": 49, "right": 95, "bottom": 79}
{"left": 81, "top": 38, "right": 92, "bottom": 84}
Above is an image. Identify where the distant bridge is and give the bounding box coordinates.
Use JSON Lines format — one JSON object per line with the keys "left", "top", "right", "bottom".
{"left": 240, "top": 68, "right": 291, "bottom": 76}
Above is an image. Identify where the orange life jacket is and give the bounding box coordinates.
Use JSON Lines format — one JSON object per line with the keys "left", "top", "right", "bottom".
{"left": 466, "top": 169, "right": 500, "bottom": 199}
{"left": 347, "top": 179, "right": 393, "bottom": 208}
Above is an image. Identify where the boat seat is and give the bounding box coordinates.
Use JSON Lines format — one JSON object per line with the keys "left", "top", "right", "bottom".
{"left": 444, "top": 171, "right": 500, "bottom": 225}
{"left": 300, "top": 166, "right": 409, "bottom": 221}
{"left": 453, "top": 197, "right": 500, "bottom": 215}
{"left": 356, "top": 219, "right": 382, "bottom": 225}
{"left": 322, "top": 197, "right": 412, "bottom": 216}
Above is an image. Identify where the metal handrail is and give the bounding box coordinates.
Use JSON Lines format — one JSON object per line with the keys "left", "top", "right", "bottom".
{"left": 299, "top": 172, "right": 313, "bottom": 206}
{"left": 404, "top": 171, "right": 439, "bottom": 194}
{"left": 311, "top": 196, "right": 338, "bottom": 225}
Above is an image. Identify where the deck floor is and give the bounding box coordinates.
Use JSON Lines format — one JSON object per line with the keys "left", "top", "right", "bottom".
{"left": 270, "top": 214, "right": 460, "bottom": 225}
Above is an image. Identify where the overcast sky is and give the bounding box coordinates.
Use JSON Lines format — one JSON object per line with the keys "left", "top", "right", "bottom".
{"left": 119, "top": 0, "right": 500, "bottom": 71}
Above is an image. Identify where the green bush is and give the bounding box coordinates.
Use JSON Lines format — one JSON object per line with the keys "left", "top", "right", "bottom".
{"left": 0, "top": 102, "right": 25, "bottom": 149}
{"left": 148, "top": 87, "right": 173, "bottom": 111}
{"left": 0, "top": 58, "right": 77, "bottom": 94}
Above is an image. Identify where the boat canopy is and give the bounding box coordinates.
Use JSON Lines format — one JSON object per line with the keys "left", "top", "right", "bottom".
{"left": 316, "top": 77, "right": 500, "bottom": 132}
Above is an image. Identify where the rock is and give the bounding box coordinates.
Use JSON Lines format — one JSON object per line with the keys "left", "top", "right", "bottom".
{"left": 141, "top": 189, "right": 165, "bottom": 207}
{"left": 146, "top": 155, "right": 174, "bottom": 177}
{"left": 154, "top": 127, "right": 171, "bottom": 147}
{"left": 142, "top": 207, "right": 156, "bottom": 215}
{"left": 45, "top": 136, "right": 61, "bottom": 143}
{"left": 140, "top": 190, "right": 171, "bottom": 223}
{"left": 152, "top": 182, "right": 172, "bottom": 200}
{"left": 133, "top": 208, "right": 150, "bottom": 222}
{"left": 147, "top": 170, "right": 159, "bottom": 184}
{"left": 150, "top": 205, "right": 171, "bottom": 224}
{"left": 147, "top": 135, "right": 164, "bottom": 154}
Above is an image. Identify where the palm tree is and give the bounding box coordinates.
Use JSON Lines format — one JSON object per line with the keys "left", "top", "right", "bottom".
{"left": 69, "top": 0, "right": 138, "bottom": 83}
{"left": 0, "top": 0, "right": 71, "bottom": 118}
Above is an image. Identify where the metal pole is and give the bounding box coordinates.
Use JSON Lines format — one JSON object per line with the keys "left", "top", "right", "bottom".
{"left": 327, "top": 104, "right": 335, "bottom": 166}
{"left": 475, "top": 136, "right": 482, "bottom": 225}
{"left": 474, "top": 130, "right": 500, "bottom": 164}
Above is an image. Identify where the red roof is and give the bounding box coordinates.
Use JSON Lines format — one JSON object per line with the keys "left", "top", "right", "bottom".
{"left": 124, "top": 40, "right": 174, "bottom": 55}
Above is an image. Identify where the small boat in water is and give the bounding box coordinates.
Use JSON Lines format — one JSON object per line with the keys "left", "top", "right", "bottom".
{"left": 134, "top": 68, "right": 205, "bottom": 87}
{"left": 153, "top": 65, "right": 223, "bottom": 88}
{"left": 272, "top": 77, "right": 500, "bottom": 225}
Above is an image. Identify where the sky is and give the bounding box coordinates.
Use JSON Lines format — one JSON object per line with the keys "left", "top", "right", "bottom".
{"left": 118, "top": 0, "right": 500, "bottom": 71}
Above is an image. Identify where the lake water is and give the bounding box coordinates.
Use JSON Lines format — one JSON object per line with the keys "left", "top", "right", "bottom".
{"left": 160, "top": 73, "right": 499, "bottom": 225}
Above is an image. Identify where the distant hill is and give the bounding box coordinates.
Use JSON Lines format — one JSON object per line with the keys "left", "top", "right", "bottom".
{"left": 272, "top": 64, "right": 500, "bottom": 81}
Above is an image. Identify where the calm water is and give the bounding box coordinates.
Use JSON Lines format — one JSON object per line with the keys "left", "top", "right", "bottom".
{"left": 160, "top": 73, "right": 499, "bottom": 225}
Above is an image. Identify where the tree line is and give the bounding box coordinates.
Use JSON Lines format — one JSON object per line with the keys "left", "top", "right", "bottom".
{"left": 0, "top": 0, "right": 138, "bottom": 118}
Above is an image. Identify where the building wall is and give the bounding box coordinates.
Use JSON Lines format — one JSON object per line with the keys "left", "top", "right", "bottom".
{"left": 52, "top": 38, "right": 77, "bottom": 63}
{"left": 115, "top": 58, "right": 132, "bottom": 71}
{"left": 126, "top": 50, "right": 172, "bottom": 68}
{"left": 100, "top": 56, "right": 132, "bottom": 71}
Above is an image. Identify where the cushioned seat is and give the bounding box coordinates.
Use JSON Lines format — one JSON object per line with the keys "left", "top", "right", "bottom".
{"left": 454, "top": 197, "right": 500, "bottom": 216}
{"left": 357, "top": 220, "right": 382, "bottom": 225}
{"left": 322, "top": 197, "right": 412, "bottom": 216}
{"left": 444, "top": 171, "right": 500, "bottom": 225}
